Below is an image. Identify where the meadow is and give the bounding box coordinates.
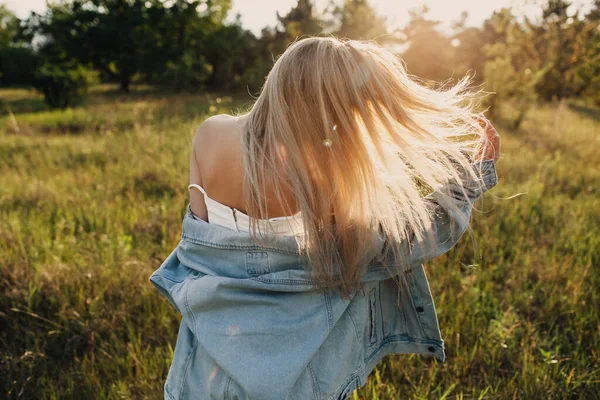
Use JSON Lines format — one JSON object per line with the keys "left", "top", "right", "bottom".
{"left": 0, "top": 86, "right": 598, "bottom": 399}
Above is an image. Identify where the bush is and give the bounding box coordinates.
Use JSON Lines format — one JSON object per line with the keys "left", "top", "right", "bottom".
{"left": 482, "top": 42, "right": 552, "bottom": 129}
{"left": 163, "top": 53, "right": 213, "bottom": 92}
{"left": 33, "top": 62, "right": 98, "bottom": 109}
{"left": 0, "top": 47, "right": 38, "bottom": 86}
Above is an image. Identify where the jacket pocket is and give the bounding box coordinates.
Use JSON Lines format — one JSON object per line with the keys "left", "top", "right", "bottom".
{"left": 345, "top": 282, "right": 381, "bottom": 351}
{"left": 368, "top": 286, "right": 378, "bottom": 346}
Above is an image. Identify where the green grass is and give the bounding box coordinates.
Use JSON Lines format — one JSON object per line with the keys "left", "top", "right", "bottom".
{"left": 0, "top": 87, "right": 598, "bottom": 399}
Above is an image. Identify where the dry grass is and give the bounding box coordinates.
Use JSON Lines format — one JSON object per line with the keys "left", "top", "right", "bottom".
{"left": 0, "top": 87, "right": 598, "bottom": 399}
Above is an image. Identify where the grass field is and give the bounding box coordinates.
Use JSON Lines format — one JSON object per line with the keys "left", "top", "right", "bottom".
{"left": 1, "top": 86, "right": 598, "bottom": 399}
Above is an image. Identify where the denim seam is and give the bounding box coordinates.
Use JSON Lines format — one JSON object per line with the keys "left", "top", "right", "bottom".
{"left": 404, "top": 271, "right": 427, "bottom": 338}
{"left": 395, "top": 278, "right": 408, "bottom": 333}
{"left": 324, "top": 292, "right": 333, "bottom": 331}
{"left": 417, "top": 303, "right": 434, "bottom": 335}
{"left": 378, "top": 281, "right": 385, "bottom": 337}
{"left": 181, "top": 234, "right": 301, "bottom": 255}
{"left": 407, "top": 269, "right": 437, "bottom": 338}
{"left": 343, "top": 306, "right": 361, "bottom": 344}
{"left": 335, "top": 336, "right": 445, "bottom": 399}
{"left": 338, "top": 376, "right": 361, "bottom": 400}
{"left": 182, "top": 234, "right": 388, "bottom": 275}
{"left": 334, "top": 336, "right": 446, "bottom": 399}
{"left": 246, "top": 251, "right": 271, "bottom": 275}
{"left": 224, "top": 376, "right": 232, "bottom": 400}
{"left": 183, "top": 278, "right": 199, "bottom": 339}
{"left": 325, "top": 373, "right": 362, "bottom": 400}
{"left": 308, "top": 361, "right": 321, "bottom": 399}
{"left": 249, "top": 277, "right": 313, "bottom": 285}
{"left": 150, "top": 271, "right": 186, "bottom": 284}
{"left": 363, "top": 334, "right": 444, "bottom": 364}
{"left": 164, "top": 384, "right": 177, "bottom": 400}
{"left": 177, "top": 337, "right": 198, "bottom": 400}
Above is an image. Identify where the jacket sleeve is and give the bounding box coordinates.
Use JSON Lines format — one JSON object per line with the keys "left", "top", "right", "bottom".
{"left": 385, "top": 158, "right": 498, "bottom": 269}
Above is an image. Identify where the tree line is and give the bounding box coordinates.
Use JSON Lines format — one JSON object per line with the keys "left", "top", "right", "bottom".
{"left": 0, "top": 0, "right": 598, "bottom": 126}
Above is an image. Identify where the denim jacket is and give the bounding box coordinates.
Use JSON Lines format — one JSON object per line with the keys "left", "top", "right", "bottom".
{"left": 150, "top": 159, "right": 498, "bottom": 400}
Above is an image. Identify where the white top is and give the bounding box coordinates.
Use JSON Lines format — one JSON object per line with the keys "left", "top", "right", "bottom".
{"left": 188, "top": 184, "right": 304, "bottom": 236}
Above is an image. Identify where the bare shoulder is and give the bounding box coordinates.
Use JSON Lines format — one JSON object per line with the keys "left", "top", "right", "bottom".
{"left": 192, "top": 114, "right": 243, "bottom": 152}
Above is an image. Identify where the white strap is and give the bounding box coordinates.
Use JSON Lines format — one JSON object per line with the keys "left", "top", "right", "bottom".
{"left": 188, "top": 183, "right": 208, "bottom": 196}
{"left": 188, "top": 184, "right": 240, "bottom": 232}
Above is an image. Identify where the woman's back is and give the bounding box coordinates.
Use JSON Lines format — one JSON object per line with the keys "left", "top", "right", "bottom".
{"left": 188, "top": 113, "right": 302, "bottom": 232}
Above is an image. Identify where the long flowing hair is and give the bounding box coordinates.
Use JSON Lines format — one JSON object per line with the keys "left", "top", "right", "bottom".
{"left": 241, "top": 36, "right": 486, "bottom": 299}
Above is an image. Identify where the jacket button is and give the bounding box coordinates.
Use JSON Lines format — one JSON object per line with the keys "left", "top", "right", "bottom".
{"left": 416, "top": 306, "right": 424, "bottom": 313}
{"left": 428, "top": 346, "right": 436, "bottom": 353}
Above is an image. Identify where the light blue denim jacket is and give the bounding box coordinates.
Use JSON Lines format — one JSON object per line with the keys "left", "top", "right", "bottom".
{"left": 150, "top": 159, "right": 498, "bottom": 400}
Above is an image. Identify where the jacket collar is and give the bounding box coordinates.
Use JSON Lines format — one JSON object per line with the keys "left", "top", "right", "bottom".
{"left": 179, "top": 205, "right": 395, "bottom": 282}
{"left": 181, "top": 205, "right": 305, "bottom": 255}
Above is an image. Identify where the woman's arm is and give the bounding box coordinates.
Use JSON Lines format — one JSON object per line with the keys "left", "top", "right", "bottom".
{"left": 386, "top": 116, "right": 500, "bottom": 269}
{"left": 398, "top": 158, "right": 497, "bottom": 265}
{"left": 189, "top": 124, "right": 209, "bottom": 221}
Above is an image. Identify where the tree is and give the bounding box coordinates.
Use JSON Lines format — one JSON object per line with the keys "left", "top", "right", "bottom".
{"left": 274, "top": 0, "right": 324, "bottom": 54}
{"left": 0, "top": 5, "right": 38, "bottom": 86}
{"left": 325, "top": 0, "right": 387, "bottom": 41}
{"left": 22, "top": 0, "right": 154, "bottom": 92}
{"left": 0, "top": 4, "right": 19, "bottom": 49}
{"left": 240, "top": 27, "right": 279, "bottom": 94}
{"left": 203, "top": 19, "right": 259, "bottom": 90}
{"left": 21, "top": 0, "right": 235, "bottom": 92}
{"left": 482, "top": 9, "right": 552, "bottom": 128}
{"left": 33, "top": 61, "right": 96, "bottom": 108}
{"left": 158, "top": 0, "right": 229, "bottom": 91}
{"left": 580, "top": 1, "right": 600, "bottom": 104}
{"left": 240, "top": 0, "right": 325, "bottom": 93}
{"left": 534, "top": 0, "right": 597, "bottom": 99}
{"left": 450, "top": 12, "right": 490, "bottom": 83}
{"left": 399, "top": 5, "right": 455, "bottom": 81}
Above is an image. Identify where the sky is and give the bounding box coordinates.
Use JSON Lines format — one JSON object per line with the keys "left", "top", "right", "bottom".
{"left": 3, "top": 0, "right": 595, "bottom": 34}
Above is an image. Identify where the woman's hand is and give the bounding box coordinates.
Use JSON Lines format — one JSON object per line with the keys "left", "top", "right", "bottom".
{"left": 473, "top": 114, "right": 501, "bottom": 162}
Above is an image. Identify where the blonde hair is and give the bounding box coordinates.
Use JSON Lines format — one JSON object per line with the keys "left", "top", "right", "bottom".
{"left": 241, "top": 36, "right": 486, "bottom": 299}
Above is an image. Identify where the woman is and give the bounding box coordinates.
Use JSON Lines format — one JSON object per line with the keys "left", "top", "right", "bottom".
{"left": 150, "top": 36, "right": 499, "bottom": 400}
